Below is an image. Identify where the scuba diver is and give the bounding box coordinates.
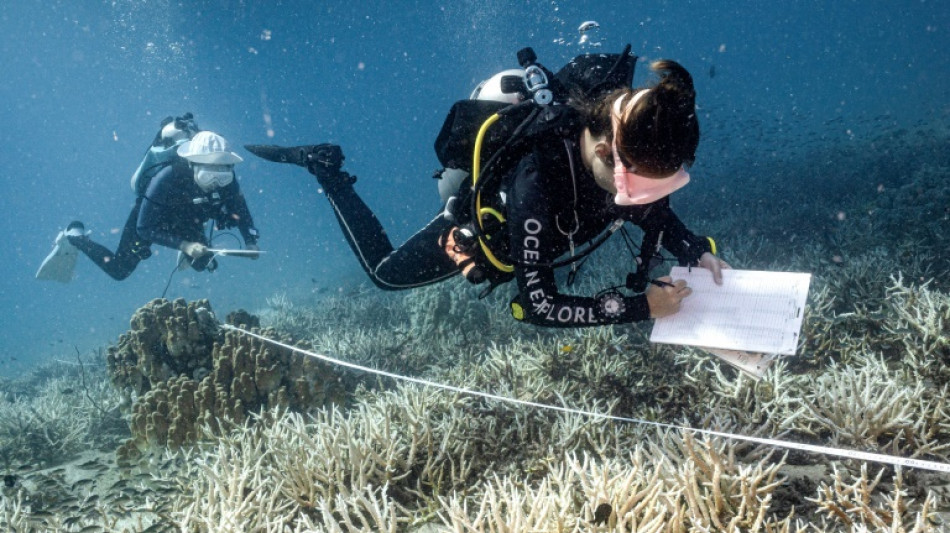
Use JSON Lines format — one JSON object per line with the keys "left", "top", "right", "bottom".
{"left": 247, "top": 47, "right": 727, "bottom": 328}
{"left": 37, "top": 117, "right": 260, "bottom": 282}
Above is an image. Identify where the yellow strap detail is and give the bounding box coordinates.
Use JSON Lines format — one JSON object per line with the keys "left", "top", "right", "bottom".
{"left": 510, "top": 302, "right": 525, "bottom": 320}
{"left": 472, "top": 113, "right": 502, "bottom": 194}
{"left": 478, "top": 207, "right": 506, "bottom": 224}
{"left": 706, "top": 236, "right": 717, "bottom": 256}
{"left": 479, "top": 237, "right": 515, "bottom": 273}
{"left": 471, "top": 113, "right": 514, "bottom": 273}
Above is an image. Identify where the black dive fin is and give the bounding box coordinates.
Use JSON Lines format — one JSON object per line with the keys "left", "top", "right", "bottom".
{"left": 244, "top": 144, "right": 318, "bottom": 167}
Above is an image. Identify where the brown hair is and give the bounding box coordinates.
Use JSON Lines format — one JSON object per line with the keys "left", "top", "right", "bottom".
{"left": 573, "top": 59, "right": 699, "bottom": 175}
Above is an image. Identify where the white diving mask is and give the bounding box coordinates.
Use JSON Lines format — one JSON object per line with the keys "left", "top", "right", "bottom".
{"left": 194, "top": 164, "right": 235, "bottom": 191}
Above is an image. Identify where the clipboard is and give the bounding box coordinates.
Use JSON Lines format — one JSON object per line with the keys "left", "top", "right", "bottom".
{"left": 651, "top": 267, "right": 811, "bottom": 379}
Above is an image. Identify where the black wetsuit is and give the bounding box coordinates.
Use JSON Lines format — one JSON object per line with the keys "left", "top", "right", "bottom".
{"left": 70, "top": 158, "right": 258, "bottom": 279}
{"left": 316, "top": 126, "right": 711, "bottom": 328}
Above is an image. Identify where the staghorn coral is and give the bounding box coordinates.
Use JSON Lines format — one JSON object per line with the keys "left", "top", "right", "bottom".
{"left": 438, "top": 433, "right": 793, "bottom": 532}
{"left": 0, "top": 376, "right": 122, "bottom": 468}
{"left": 801, "top": 353, "right": 950, "bottom": 459}
{"left": 109, "top": 298, "right": 346, "bottom": 465}
{"left": 809, "top": 463, "right": 939, "bottom": 532}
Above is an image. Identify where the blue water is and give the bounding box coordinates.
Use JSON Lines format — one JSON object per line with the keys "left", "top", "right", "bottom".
{"left": 0, "top": 1, "right": 946, "bottom": 373}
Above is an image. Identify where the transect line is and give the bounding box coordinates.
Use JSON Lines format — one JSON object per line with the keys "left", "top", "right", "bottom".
{"left": 223, "top": 324, "right": 950, "bottom": 474}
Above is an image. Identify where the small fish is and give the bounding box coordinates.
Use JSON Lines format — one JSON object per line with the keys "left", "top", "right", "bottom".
{"left": 560, "top": 345, "right": 573, "bottom": 353}
{"left": 72, "top": 478, "right": 95, "bottom": 489}
{"left": 592, "top": 502, "right": 612, "bottom": 525}
{"left": 709, "top": 65, "right": 716, "bottom": 78}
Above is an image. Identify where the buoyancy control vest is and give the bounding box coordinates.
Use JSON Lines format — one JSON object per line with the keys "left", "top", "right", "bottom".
{"left": 432, "top": 46, "right": 637, "bottom": 295}
{"left": 130, "top": 113, "right": 200, "bottom": 197}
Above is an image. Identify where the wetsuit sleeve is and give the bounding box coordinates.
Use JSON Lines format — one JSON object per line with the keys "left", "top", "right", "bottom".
{"left": 221, "top": 178, "right": 259, "bottom": 245}
{"left": 639, "top": 198, "right": 712, "bottom": 265}
{"left": 506, "top": 155, "right": 651, "bottom": 328}
{"left": 137, "top": 166, "right": 188, "bottom": 250}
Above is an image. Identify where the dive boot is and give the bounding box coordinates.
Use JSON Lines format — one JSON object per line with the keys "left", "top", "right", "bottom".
{"left": 64, "top": 221, "right": 88, "bottom": 245}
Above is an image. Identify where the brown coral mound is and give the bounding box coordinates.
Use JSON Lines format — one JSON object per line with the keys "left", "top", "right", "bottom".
{"left": 107, "top": 298, "right": 346, "bottom": 465}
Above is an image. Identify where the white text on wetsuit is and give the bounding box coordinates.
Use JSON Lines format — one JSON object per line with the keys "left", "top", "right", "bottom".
{"left": 521, "top": 218, "right": 599, "bottom": 324}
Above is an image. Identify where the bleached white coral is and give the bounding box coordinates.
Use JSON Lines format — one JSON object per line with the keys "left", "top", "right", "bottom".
{"left": 802, "top": 353, "right": 950, "bottom": 459}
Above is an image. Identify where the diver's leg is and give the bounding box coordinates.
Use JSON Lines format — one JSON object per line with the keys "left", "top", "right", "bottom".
{"left": 245, "top": 143, "right": 458, "bottom": 289}
{"left": 371, "top": 213, "right": 460, "bottom": 289}
{"left": 323, "top": 186, "right": 458, "bottom": 290}
{"left": 69, "top": 204, "right": 148, "bottom": 281}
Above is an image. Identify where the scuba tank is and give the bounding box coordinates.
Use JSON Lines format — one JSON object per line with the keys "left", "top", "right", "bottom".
{"left": 130, "top": 113, "right": 200, "bottom": 196}
{"left": 433, "top": 46, "right": 639, "bottom": 296}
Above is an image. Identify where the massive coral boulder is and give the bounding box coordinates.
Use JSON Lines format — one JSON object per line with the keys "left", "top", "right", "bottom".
{"left": 107, "top": 298, "right": 218, "bottom": 397}
{"left": 109, "top": 298, "right": 346, "bottom": 466}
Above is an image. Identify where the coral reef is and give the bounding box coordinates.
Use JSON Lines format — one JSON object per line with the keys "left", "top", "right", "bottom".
{"left": 107, "top": 298, "right": 346, "bottom": 465}
{"left": 5, "top": 121, "right": 950, "bottom": 532}
{"left": 0, "top": 362, "right": 124, "bottom": 470}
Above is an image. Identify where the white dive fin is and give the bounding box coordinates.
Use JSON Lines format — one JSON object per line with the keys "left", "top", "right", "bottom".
{"left": 36, "top": 230, "right": 79, "bottom": 283}
{"left": 176, "top": 250, "right": 192, "bottom": 271}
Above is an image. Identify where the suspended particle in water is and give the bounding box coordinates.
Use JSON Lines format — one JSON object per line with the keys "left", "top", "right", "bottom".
{"left": 578, "top": 20, "right": 601, "bottom": 47}
{"left": 578, "top": 20, "right": 599, "bottom": 32}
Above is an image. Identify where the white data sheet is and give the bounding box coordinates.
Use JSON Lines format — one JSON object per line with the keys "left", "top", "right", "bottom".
{"left": 650, "top": 267, "right": 811, "bottom": 356}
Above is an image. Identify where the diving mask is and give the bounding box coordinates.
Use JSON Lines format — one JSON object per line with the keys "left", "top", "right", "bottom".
{"left": 610, "top": 90, "right": 690, "bottom": 206}
{"left": 194, "top": 164, "right": 234, "bottom": 191}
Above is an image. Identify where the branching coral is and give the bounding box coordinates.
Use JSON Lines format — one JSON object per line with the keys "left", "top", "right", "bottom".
{"left": 801, "top": 353, "right": 950, "bottom": 459}
{"left": 0, "top": 377, "right": 117, "bottom": 468}
{"left": 175, "top": 424, "right": 295, "bottom": 532}
{"left": 439, "top": 432, "right": 792, "bottom": 532}
{"left": 808, "top": 464, "right": 940, "bottom": 531}
{"left": 885, "top": 275, "right": 950, "bottom": 373}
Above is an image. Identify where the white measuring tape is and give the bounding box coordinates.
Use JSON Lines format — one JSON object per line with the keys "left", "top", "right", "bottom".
{"left": 223, "top": 324, "right": 950, "bottom": 473}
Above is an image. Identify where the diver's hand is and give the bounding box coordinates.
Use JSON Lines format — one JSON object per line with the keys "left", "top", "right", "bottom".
{"left": 698, "top": 252, "right": 730, "bottom": 285}
{"left": 646, "top": 276, "right": 692, "bottom": 319}
{"left": 245, "top": 243, "right": 260, "bottom": 260}
{"left": 179, "top": 241, "right": 210, "bottom": 259}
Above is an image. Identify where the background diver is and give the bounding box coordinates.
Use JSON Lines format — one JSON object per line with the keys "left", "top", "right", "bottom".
{"left": 37, "top": 122, "right": 260, "bottom": 283}
{"left": 248, "top": 49, "right": 727, "bottom": 328}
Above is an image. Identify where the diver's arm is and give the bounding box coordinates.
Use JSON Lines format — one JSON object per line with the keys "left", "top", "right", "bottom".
{"left": 137, "top": 167, "right": 188, "bottom": 250}
{"left": 641, "top": 197, "right": 713, "bottom": 266}
{"left": 506, "top": 156, "right": 651, "bottom": 327}
{"left": 221, "top": 179, "right": 259, "bottom": 245}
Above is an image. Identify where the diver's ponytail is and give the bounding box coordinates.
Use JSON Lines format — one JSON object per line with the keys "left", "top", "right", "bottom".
{"left": 651, "top": 60, "right": 696, "bottom": 104}
{"left": 615, "top": 59, "right": 700, "bottom": 174}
